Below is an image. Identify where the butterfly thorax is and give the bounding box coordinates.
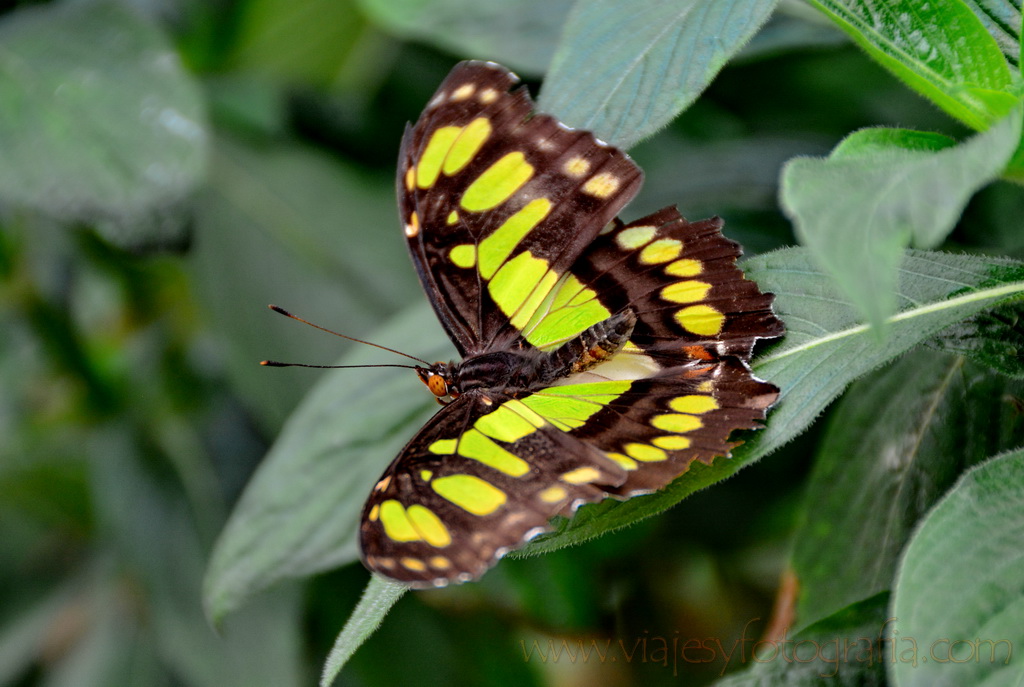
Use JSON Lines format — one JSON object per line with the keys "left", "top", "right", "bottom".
{"left": 418, "top": 310, "right": 637, "bottom": 403}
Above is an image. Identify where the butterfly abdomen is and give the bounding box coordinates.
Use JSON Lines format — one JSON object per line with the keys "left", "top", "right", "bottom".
{"left": 555, "top": 309, "right": 636, "bottom": 377}
{"left": 451, "top": 310, "right": 637, "bottom": 396}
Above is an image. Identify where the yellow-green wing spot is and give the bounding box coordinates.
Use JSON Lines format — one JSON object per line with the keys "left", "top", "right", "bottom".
{"left": 442, "top": 117, "right": 492, "bottom": 176}
{"left": 429, "top": 556, "right": 451, "bottom": 570}
{"left": 651, "top": 413, "right": 703, "bottom": 433}
{"left": 416, "top": 125, "right": 462, "bottom": 189}
{"left": 607, "top": 452, "right": 639, "bottom": 470}
{"left": 523, "top": 272, "right": 610, "bottom": 348}
{"left": 661, "top": 280, "right": 713, "bottom": 304}
{"left": 538, "top": 485, "right": 568, "bottom": 503}
{"left": 581, "top": 171, "right": 620, "bottom": 198}
{"left": 405, "top": 504, "right": 452, "bottom": 547}
{"left": 616, "top": 225, "right": 656, "bottom": 250}
{"left": 522, "top": 380, "right": 631, "bottom": 431}
{"left": 429, "top": 429, "right": 530, "bottom": 476}
{"left": 624, "top": 442, "right": 667, "bottom": 462}
{"left": 477, "top": 198, "right": 552, "bottom": 279}
{"left": 401, "top": 557, "right": 427, "bottom": 572}
{"left": 487, "top": 251, "right": 559, "bottom": 329}
{"left": 474, "top": 402, "right": 543, "bottom": 442}
{"left": 561, "top": 466, "right": 602, "bottom": 484}
{"left": 639, "top": 238, "right": 683, "bottom": 265}
{"left": 670, "top": 395, "right": 719, "bottom": 414}
{"left": 651, "top": 435, "right": 691, "bottom": 450}
{"left": 665, "top": 258, "right": 702, "bottom": 277}
{"left": 432, "top": 474, "right": 507, "bottom": 515}
{"left": 450, "top": 244, "right": 476, "bottom": 268}
{"left": 378, "top": 500, "right": 422, "bottom": 542}
{"left": 563, "top": 156, "right": 590, "bottom": 177}
{"left": 674, "top": 305, "right": 725, "bottom": 336}
{"left": 461, "top": 152, "right": 534, "bottom": 212}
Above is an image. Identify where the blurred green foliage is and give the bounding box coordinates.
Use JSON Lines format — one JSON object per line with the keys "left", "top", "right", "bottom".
{"left": 1, "top": 1, "right": 1022, "bottom": 686}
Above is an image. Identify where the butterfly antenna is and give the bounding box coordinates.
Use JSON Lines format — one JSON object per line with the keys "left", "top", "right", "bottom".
{"left": 264, "top": 304, "right": 431, "bottom": 366}
{"left": 260, "top": 361, "right": 418, "bottom": 370}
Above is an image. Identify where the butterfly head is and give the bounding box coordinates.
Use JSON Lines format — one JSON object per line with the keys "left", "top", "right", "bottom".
{"left": 417, "top": 362, "right": 459, "bottom": 404}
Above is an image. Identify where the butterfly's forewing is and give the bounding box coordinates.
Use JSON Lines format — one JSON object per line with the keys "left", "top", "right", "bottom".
{"left": 398, "top": 61, "right": 642, "bottom": 356}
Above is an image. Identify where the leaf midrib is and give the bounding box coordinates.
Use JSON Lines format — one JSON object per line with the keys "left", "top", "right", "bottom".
{"left": 755, "top": 280, "right": 1024, "bottom": 368}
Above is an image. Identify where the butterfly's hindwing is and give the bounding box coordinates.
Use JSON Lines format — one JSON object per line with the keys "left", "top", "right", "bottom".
{"left": 557, "top": 359, "right": 779, "bottom": 495}
{"left": 359, "top": 389, "right": 630, "bottom": 586}
{"left": 519, "top": 206, "right": 784, "bottom": 357}
{"left": 398, "top": 61, "right": 642, "bottom": 356}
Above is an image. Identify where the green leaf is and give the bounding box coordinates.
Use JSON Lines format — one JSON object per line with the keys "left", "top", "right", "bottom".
{"left": 781, "top": 110, "right": 1022, "bottom": 329}
{"left": 518, "top": 249, "right": 1024, "bottom": 556}
{"left": 223, "top": 0, "right": 371, "bottom": 88}
{"left": 961, "top": 0, "right": 1022, "bottom": 67}
{"left": 928, "top": 301, "right": 1024, "bottom": 378}
{"left": 189, "top": 133, "right": 419, "bottom": 428}
{"left": 792, "top": 351, "right": 1024, "bottom": 626}
{"left": 41, "top": 575, "right": 145, "bottom": 687}
{"left": 805, "top": 0, "right": 1016, "bottom": 129}
{"left": 711, "top": 593, "right": 890, "bottom": 686}
{"left": 830, "top": 128, "right": 957, "bottom": 157}
{"left": 0, "top": 2, "right": 208, "bottom": 246}
{"left": 0, "top": 580, "right": 79, "bottom": 685}
{"left": 538, "top": 0, "right": 780, "bottom": 149}
{"left": 320, "top": 575, "right": 408, "bottom": 687}
{"left": 356, "top": 0, "right": 574, "bottom": 75}
{"left": 88, "top": 425, "right": 304, "bottom": 687}
{"left": 203, "top": 305, "right": 447, "bottom": 624}
{"left": 890, "top": 447, "right": 1024, "bottom": 687}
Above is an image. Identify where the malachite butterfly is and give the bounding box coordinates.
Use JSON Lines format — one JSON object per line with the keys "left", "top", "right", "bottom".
{"left": 357, "top": 61, "right": 784, "bottom": 587}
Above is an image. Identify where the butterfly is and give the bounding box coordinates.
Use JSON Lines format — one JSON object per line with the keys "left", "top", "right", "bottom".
{"left": 357, "top": 61, "right": 784, "bottom": 587}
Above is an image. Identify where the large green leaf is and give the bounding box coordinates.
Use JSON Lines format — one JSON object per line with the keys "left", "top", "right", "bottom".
{"left": 890, "top": 447, "right": 1024, "bottom": 687}
{"left": 805, "top": 0, "right": 1017, "bottom": 129}
{"left": 0, "top": 2, "right": 208, "bottom": 246}
{"left": 961, "top": 0, "right": 1022, "bottom": 67}
{"left": 520, "top": 249, "right": 1024, "bottom": 555}
{"left": 538, "top": 0, "right": 779, "bottom": 148}
{"left": 711, "top": 593, "right": 890, "bottom": 686}
{"left": 791, "top": 351, "right": 1024, "bottom": 626}
{"left": 929, "top": 301, "right": 1024, "bottom": 378}
{"left": 88, "top": 425, "right": 304, "bottom": 687}
{"left": 203, "top": 305, "right": 447, "bottom": 624}
{"left": 0, "top": 580, "right": 80, "bottom": 685}
{"left": 356, "top": 0, "right": 573, "bottom": 75}
{"left": 190, "top": 133, "right": 418, "bottom": 429}
{"left": 224, "top": 0, "right": 372, "bottom": 88}
{"left": 781, "top": 111, "right": 1022, "bottom": 329}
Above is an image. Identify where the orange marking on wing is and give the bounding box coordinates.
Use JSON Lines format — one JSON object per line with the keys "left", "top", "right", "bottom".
{"left": 683, "top": 345, "right": 714, "bottom": 361}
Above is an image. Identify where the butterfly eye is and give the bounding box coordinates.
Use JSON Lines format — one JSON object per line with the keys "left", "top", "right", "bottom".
{"left": 424, "top": 372, "right": 449, "bottom": 398}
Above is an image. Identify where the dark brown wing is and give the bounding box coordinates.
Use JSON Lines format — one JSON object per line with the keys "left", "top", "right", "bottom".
{"left": 398, "top": 61, "right": 642, "bottom": 357}
{"left": 358, "top": 390, "right": 628, "bottom": 587}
